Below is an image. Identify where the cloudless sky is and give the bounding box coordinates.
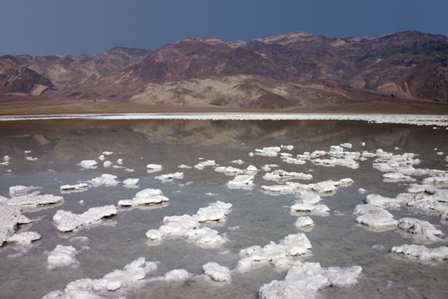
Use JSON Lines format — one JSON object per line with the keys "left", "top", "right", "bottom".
{"left": 1, "top": 0, "right": 447, "bottom": 55}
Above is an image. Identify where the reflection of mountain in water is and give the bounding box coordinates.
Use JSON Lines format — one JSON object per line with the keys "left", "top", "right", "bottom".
{"left": 0, "top": 120, "right": 446, "bottom": 169}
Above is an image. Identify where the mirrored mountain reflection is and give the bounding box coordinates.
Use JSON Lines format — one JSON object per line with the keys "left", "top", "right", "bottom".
{"left": 0, "top": 120, "right": 446, "bottom": 171}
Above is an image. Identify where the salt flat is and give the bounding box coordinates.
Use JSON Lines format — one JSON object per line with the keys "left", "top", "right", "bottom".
{"left": 0, "top": 119, "right": 447, "bottom": 299}
{"left": 0, "top": 112, "right": 447, "bottom": 126}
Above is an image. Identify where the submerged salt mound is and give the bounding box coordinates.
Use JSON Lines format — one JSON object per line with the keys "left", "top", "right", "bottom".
{"left": 227, "top": 174, "right": 255, "bottom": 190}
{"left": 87, "top": 174, "right": 120, "bottom": 187}
{"left": 78, "top": 160, "right": 98, "bottom": 169}
{"left": 263, "top": 170, "right": 313, "bottom": 183}
{"left": 259, "top": 262, "right": 362, "bottom": 299}
{"left": 145, "top": 202, "right": 231, "bottom": 248}
{"left": 237, "top": 233, "right": 312, "bottom": 272}
{"left": 7, "top": 231, "right": 41, "bottom": 246}
{"left": 202, "top": 262, "right": 231, "bottom": 283}
{"left": 0, "top": 205, "right": 32, "bottom": 246}
{"left": 53, "top": 205, "right": 117, "bottom": 232}
{"left": 155, "top": 172, "right": 184, "bottom": 183}
{"left": 146, "top": 164, "right": 163, "bottom": 174}
{"left": 42, "top": 257, "right": 158, "bottom": 299}
{"left": 119, "top": 188, "right": 170, "bottom": 207}
{"left": 47, "top": 245, "right": 79, "bottom": 270}
{"left": 391, "top": 244, "right": 448, "bottom": 262}
{"left": 397, "top": 218, "right": 444, "bottom": 243}
{"left": 354, "top": 204, "right": 398, "bottom": 230}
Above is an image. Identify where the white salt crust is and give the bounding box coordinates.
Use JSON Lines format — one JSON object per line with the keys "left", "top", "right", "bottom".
{"left": 53, "top": 205, "right": 117, "bottom": 232}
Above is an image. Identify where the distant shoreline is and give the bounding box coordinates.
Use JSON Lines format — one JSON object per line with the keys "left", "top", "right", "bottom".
{"left": 0, "top": 113, "right": 447, "bottom": 126}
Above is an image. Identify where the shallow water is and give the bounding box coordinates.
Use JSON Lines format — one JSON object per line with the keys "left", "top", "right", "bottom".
{"left": 0, "top": 120, "right": 447, "bottom": 299}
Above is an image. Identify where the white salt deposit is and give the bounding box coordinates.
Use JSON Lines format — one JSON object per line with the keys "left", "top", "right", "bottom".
{"left": 313, "top": 158, "right": 359, "bottom": 169}
{"left": 294, "top": 216, "right": 315, "bottom": 229}
{"left": 145, "top": 202, "right": 231, "bottom": 248}
{"left": 163, "top": 269, "right": 191, "bottom": 282}
{"left": 397, "top": 218, "right": 444, "bottom": 243}
{"left": 60, "top": 183, "right": 89, "bottom": 193}
{"left": 365, "top": 194, "right": 407, "bottom": 209}
{"left": 382, "top": 172, "right": 416, "bottom": 183}
{"left": 47, "top": 245, "right": 79, "bottom": 270}
{"left": 196, "top": 201, "right": 232, "bottom": 222}
{"left": 354, "top": 204, "right": 398, "bottom": 230}
{"left": 7, "top": 231, "right": 41, "bottom": 245}
{"left": 155, "top": 172, "right": 184, "bottom": 183}
{"left": 78, "top": 160, "right": 98, "bottom": 169}
{"left": 87, "top": 174, "right": 120, "bottom": 187}
{"left": 146, "top": 163, "right": 163, "bottom": 173}
{"left": 5, "top": 186, "right": 63, "bottom": 209}
{"left": 237, "top": 233, "right": 312, "bottom": 272}
{"left": 259, "top": 261, "right": 362, "bottom": 299}
{"left": 262, "top": 164, "right": 279, "bottom": 172}
{"left": 263, "top": 170, "right": 313, "bottom": 182}
{"left": 202, "top": 262, "right": 231, "bottom": 283}
{"left": 9, "top": 185, "right": 39, "bottom": 197}
{"left": 391, "top": 244, "right": 448, "bottom": 262}
{"left": 291, "top": 203, "right": 330, "bottom": 216}
{"left": 42, "top": 257, "right": 158, "bottom": 298}
{"left": 103, "top": 160, "right": 112, "bottom": 168}
{"left": 0, "top": 205, "right": 31, "bottom": 246}
{"left": 178, "top": 164, "right": 192, "bottom": 169}
{"left": 118, "top": 188, "right": 169, "bottom": 207}
{"left": 194, "top": 160, "right": 216, "bottom": 170}
{"left": 53, "top": 205, "right": 117, "bottom": 232}
{"left": 227, "top": 174, "right": 255, "bottom": 190}
{"left": 123, "top": 178, "right": 139, "bottom": 188}
{"left": 214, "top": 166, "right": 245, "bottom": 176}
{"left": 0, "top": 155, "right": 10, "bottom": 166}
{"left": 2, "top": 113, "right": 448, "bottom": 127}
{"left": 254, "top": 146, "right": 282, "bottom": 157}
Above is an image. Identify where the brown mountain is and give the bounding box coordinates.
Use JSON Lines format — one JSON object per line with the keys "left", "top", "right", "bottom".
{"left": 1, "top": 31, "right": 448, "bottom": 109}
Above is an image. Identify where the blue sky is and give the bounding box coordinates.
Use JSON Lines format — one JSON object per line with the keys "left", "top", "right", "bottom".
{"left": 1, "top": 0, "right": 446, "bottom": 55}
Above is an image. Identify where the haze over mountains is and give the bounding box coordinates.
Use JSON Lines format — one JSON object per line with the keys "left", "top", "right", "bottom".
{"left": 1, "top": 31, "right": 448, "bottom": 109}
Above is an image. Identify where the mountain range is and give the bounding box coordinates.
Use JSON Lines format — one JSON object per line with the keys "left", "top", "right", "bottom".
{"left": 1, "top": 31, "right": 448, "bottom": 110}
